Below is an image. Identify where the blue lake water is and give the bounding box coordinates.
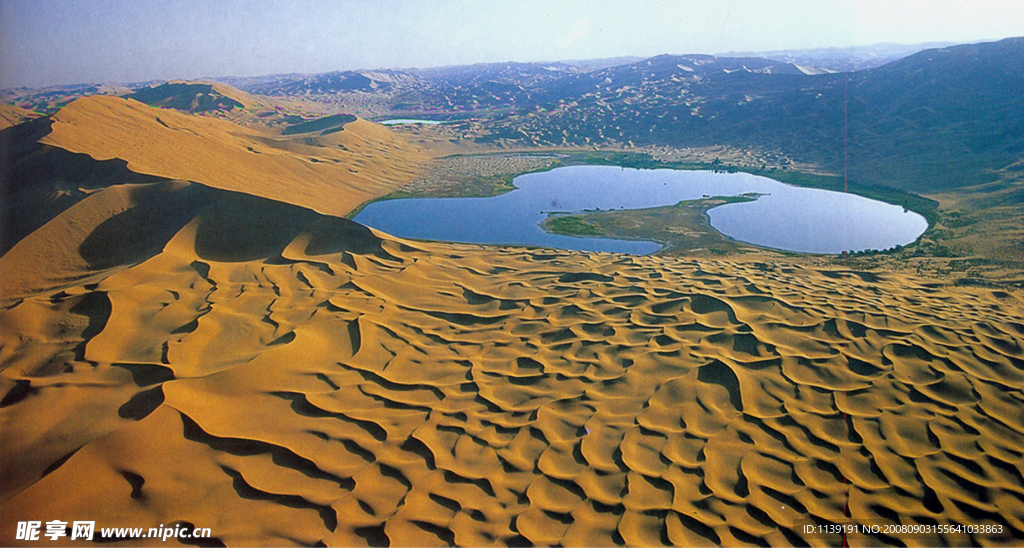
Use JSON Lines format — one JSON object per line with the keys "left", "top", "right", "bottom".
{"left": 353, "top": 166, "right": 929, "bottom": 255}
{"left": 378, "top": 119, "right": 444, "bottom": 125}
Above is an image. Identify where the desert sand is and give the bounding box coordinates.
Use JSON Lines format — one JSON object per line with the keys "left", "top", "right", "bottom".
{"left": 2, "top": 100, "right": 1024, "bottom": 547}
{"left": 0, "top": 104, "right": 41, "bottom": 130}
{"left": 39, "top": 95, "right": 427, "bottom": 219}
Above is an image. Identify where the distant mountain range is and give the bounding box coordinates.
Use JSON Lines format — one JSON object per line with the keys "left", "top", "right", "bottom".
{"left": 483, "top": 37, "right": 1024, "bottom": 193}
{"left": 0, "top": 41, "right": 962, "bottom": 117}
{"left": 213, "top": 37, "right": 1014, "bottom": 195}
{"left": 212, "top": 42, "right": 954, "bottom": 99}
{"left": 719, "top": 41, "right": 958, "bottom": 72}
{"left": 5, "top": 38, "right": 1021, "bottom": 197}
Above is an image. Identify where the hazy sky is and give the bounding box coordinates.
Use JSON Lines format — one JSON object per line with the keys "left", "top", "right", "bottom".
{"left": 2, "top": 0, "right": 1024, "bottom": 88}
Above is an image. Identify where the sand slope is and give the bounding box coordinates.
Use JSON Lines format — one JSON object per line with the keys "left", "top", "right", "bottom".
{"left": 2, "top": 186, "right": 1023, "bottom": 546}
{"left": 39, "top": 96, "right": 427, "bottom": 218}
{"left": 124, "top": 80, "right": 343, "bottom": 130}
{"left": 0, "top": 104, "right": 41, "bottom": 130}
{"left": 126, "top": 81, "right": 260, "bottom": 114}
{"left": 0, "top": 180, "right": 214, "bottom": 300}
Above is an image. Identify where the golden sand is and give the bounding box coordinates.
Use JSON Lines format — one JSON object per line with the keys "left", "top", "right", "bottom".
{"left": 0, "top": 104, "right": 41, "bottom": 130}
{"left": 2, "top": 102, "right": 1024, "bottom": 548}
{"left": 2, "top": 182, "right": 1023, "bottom": 546}
{"left": 39, "top": 96, "right": 427, "bottom": 218}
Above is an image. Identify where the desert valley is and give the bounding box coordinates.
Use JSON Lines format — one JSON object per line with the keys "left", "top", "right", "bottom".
{"left": 2, "top": 32, "right": 1024, "bottom": 547}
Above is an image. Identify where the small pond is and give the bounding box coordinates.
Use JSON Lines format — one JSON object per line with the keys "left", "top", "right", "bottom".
{"left": 353, "top": 166, "right": 928, "bottom": 255}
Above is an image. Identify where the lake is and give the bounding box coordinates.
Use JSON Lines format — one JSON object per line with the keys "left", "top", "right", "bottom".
{"left": 378, "top": 119, "right": 444, "bottom": 125}
{"left": 353, "top": 166, "right": 929, "bottom": 255}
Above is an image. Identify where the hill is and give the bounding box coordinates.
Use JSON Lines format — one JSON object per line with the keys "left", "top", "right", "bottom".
{"left": 0, "top": 95, "right": 427, "bottom": 292}
{"left": 123, "top": 80, "right": 350, "bottom": 130}
{"left": 125, "top": 81, "right": 254, "bottom": 113}
{"left": 38, "top": 96, "right": 426, "bottom": 217}
{"left": 0, "top": 83, "right": 135, "bottom": 114}
{"left": 280, "top": 113, "right": 358, "bottom": 135}
{"left": 721, "top": 41, "right": 956, "bottom": 72}
{"left": 221, "top": 62, "right": 587, "bottom": 119}
{"left": 242, "top": 68, "right": 418, "bottom": 95}
{"left": 214, "top": 39, "right": 1022, "bottom": 195}
{"left": 485, "top": 38, "right": 1024, "bottom": 193}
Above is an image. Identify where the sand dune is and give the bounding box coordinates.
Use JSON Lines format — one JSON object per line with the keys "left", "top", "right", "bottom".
{"left": 2, "top": 182, "right": 1023, "bottom": 546}
{"left": 39, "top": 96, "right": 427, "bottom": 218}
{"left": 0, "top": 180, "right": 214, "bottom": 300}
{"left": 127, "top": 80, "right": 261, "bottom": 114}
{"left": 0, "top": 104, "right": 41, "bottom": 130}
{"left": 124, "top": 80, "right": 342, "bottom": 131}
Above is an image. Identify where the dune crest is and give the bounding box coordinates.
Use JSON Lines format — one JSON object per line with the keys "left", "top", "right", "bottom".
{"left": 2, "top": 187, "right": 1023, "bottom": 546}
{"left": 39, "top": 95, "right": 427, "bottom": 218}
{"left": 125, "top": 80, "right": 259, "bottom": 114}
{"left": 0, "top": 180, "right": 214, "bottom": 300}
{"left": 125, "top": 80, "right": 317, "bottom": 122}
{"left": 0, "top": 104, "right": 41, "bottom": 130}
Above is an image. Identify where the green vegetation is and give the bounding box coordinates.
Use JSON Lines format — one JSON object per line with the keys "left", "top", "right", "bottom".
{"left": 542, "top": 195, "right": 763, "bottom": 256}
{"left": 343, "top": 39, "right": 1023, "bottom": 284}
{"left": 559, "top": 150, "right": 940, "bottom": 224}
{"left": 568, "top": 151, "right": 673, "bottom": 170}
{"left": 357, "top": 149, "right": 946, "bottom": 261}
{"left": 544, "top": 216, "right": 604, "bottom": 236}
{"left": 351, "top": 147, "right": 1019, "bottom": 285}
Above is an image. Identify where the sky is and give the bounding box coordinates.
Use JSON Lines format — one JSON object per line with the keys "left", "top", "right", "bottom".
{"left": 2, "top": 0, "right": 1024, "bottom": 88}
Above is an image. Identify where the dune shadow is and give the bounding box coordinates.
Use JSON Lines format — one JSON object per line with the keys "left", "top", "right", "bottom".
{"left": 192, "top": 192, "right": 320, "bottom": 262}
{"left": 220, "top": 465, "right": 338, "bottom": 531}
{"left": 410, "top": 521, "right": 456, "bottom": 546}
{"left": 120, "top": 470, "right": 145, "bottom": 500}
{"left": 0, "top": 379, "right": 36, "bottom": 408}
{"left": 269, "top": 391, "right": 388, "bottom": 441}
{"left": 2, "top": 118, "right": 162, "bottom": 254}
{"left": 557, "top": 272, "right": 614, "bottom": 284}
{"left": 79, "top": 182, "right": 214, "bottom": 269}
{"left": 113, "top": 363, "right": 175, "bottom": 386}
{"left": 400, "top": 437, "right": 436, "bottom": 469}
{"left": 353, "top": 524, "right": 389, "bottom": 547}
{"left": 180, "top": 413, "right": 354, "bottom": 489}
{"left": 118, "top": 386, "right": 165, "bottom": 420}
{"left": 303, "top": 216, "right": 399, "bottom": 260}
{"left": 443, "top": 470, "right": 496, "bottom": 497}
{"left": 68, "top": 291, "right": 112, "bottom": 361}
{"left": 696, "top": 360, "right": 743, "bottom": 412}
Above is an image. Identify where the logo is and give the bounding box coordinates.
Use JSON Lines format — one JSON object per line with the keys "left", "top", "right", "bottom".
{"left": 15, "top": 521, "right": 95, "bottom": 541}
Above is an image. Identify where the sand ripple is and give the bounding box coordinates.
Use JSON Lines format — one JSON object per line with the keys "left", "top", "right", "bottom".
{"left": 2, "top": 199, "right": 1024, "bottom": 546}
